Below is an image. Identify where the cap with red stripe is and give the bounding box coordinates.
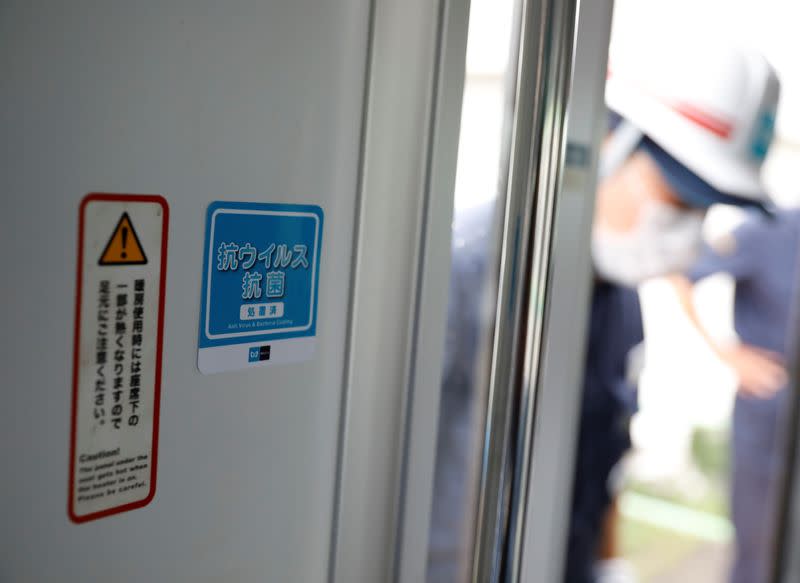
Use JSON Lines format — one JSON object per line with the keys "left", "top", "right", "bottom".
{"left": 605, "top": 38, "right": 780, "bottom": 207}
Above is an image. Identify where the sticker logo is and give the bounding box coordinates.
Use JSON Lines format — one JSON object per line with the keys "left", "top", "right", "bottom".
{"left": 750, "top": 110, "right": 776, "bottom": 161}
{"left": 197, "top": 201, "right": 323, "bottom": 374}
{"left": 69, "top": 193, "right": 168, "bottom": 523}
{"left": 99, "top": 212, "right": 148, "bottom": 265}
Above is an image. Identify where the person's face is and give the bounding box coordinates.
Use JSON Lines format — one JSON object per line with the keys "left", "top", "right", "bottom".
{"left": 595, "top": 149, "right": 685, "bottom": 230}
{"left": 591, "top": 150, "right": 706, "bottom": 286}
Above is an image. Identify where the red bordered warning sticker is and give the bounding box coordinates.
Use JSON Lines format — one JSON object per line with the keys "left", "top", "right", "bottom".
{"left": 69, "top": 193, "right": 168, "bottom": 523}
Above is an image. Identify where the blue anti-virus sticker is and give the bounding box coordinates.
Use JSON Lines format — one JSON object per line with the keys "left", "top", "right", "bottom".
{"left": 197, "top": 201, "right": 323, "bottom": 374}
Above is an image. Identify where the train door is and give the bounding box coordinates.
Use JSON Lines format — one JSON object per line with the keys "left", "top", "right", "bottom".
{"left": 0, "top": 0, "right": 458, "bottom": 580}
{"left": 0, "top": 0, "right": 615, "bottom": 581}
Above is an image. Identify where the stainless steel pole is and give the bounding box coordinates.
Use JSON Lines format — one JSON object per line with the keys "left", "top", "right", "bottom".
{"left": 471, "top": 0, "right": 578, "bottom": 580}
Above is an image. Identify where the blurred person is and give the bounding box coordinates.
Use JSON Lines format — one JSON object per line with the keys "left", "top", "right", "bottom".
{"left": 669, "top": 207, "right": 799, "bottom": 583}
{"left": 567, "top": 40, "right": 781, "bottom": 583}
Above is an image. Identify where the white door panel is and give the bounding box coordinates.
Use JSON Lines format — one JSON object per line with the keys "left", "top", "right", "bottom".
{"left": 2, "top": 1, "right": 368, "bottom": 580}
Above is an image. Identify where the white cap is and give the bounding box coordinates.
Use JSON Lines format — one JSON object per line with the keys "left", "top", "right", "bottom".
{"left": 606, "top": 39, "right": 780, "bottom": 202}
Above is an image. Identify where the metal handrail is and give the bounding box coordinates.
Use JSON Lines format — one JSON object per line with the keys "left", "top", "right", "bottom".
{"left": 470, "top": 0, "right": 578, "bottom": 580}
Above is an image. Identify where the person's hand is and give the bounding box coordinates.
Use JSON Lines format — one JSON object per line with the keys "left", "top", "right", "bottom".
{"left": 718, "top": 343, "right": 788, "bottom": 398}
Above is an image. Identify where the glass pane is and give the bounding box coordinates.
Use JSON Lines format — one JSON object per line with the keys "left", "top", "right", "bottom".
{"left": 426, "top": 0, "right": 519, "bottom": 580}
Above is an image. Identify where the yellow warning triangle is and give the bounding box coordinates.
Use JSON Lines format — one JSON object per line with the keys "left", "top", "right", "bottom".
{"left": 99, "top": 213, "right": 148, "bottom": 265}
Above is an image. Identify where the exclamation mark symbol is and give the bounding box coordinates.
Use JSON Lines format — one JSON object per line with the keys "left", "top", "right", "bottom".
{"left": 99, "top": 213, "right": 146, "bottom": 266}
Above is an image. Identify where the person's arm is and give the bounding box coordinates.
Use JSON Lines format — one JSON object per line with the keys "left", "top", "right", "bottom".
{"left": 668, "top": 273, "right": 787, "bottom": 398}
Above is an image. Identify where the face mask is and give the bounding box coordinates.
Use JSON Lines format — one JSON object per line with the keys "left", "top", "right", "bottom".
{"left": 592, "top": 200, "right": 704, "bottom": 286}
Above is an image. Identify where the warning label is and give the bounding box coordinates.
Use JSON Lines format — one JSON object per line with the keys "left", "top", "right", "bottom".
{"left": 69, "top": 193, "right": 168, "bottom": 523}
